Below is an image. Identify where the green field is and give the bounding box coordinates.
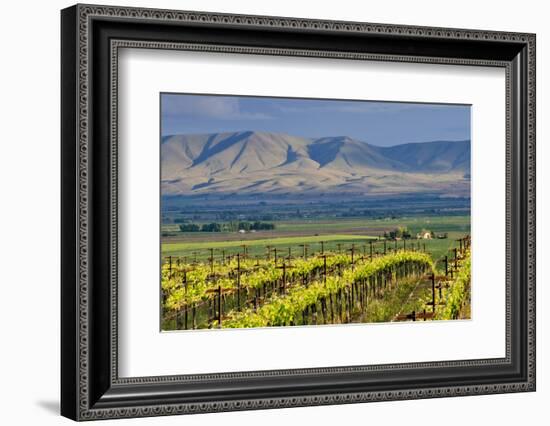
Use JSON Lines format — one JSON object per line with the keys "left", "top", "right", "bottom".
{"left": 162, "top": 215, "right": 470, "bottom": 235}
{"left": 161, "top": 215, "right": 469, "bottom": 268}
{"left": 274, "top": 215, "right": 470, "bottom": 234}
{"left": 163, "top": 234, "right": 374, "bottom": 254}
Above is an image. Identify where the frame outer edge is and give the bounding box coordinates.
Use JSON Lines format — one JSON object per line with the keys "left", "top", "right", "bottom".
{"left": 527, "top": 33, "right": 536, "bottom": 390}
{"left": 61, "top": 4, "right": 80, "bottom": 422}
{"left": 67, "top": 4, "right": 536, "bottom": 421}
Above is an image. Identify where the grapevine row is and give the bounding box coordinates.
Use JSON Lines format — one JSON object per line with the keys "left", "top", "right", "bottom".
{"left": 162, "top": 253, "right": 357, "bottom": 309}
{"left": 435, "top": 250, "right": 471, "bottom": 320}
{"left": 221, "top": 251, "right": 434, "bottom": 328}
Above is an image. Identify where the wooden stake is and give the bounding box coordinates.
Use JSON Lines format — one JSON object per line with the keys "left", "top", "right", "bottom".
{"left": 217, "top": 285, "right": 222, "bottom": 328}
{"left": 454, "top": 248, "right": 458, "bottom": 270}
{"left": 183, "top": 271, "right": 188, "bottom": 330}
{"left": 431, "top": 273, "right": 436, "bottom": 313}
{"left": 236, "top": 253, "right": 241, "bottom": 310}
{"left": 209, "top": 248, "right": 214, "bottom": 274}
{"left": 369, "top": 241, "right": 373, "bottom": 260}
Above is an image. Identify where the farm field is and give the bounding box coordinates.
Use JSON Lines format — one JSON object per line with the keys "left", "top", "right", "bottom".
{"left": 162, "top": 215, "right": 470, "bottom": 238}
{"left": 161, "top": 229, "right": 471, "bottom": 330}
{"left": 161, "top": 215, "right": 470, "bottom": 267}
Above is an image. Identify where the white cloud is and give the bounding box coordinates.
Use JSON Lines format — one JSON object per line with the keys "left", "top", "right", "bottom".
{"left": 162, "top": 95, "right": 272, "bottom": 120}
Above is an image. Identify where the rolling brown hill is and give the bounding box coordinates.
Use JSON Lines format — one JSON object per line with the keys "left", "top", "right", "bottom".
{"left": 161, "top": 131, "right": 470, "bottom": 197}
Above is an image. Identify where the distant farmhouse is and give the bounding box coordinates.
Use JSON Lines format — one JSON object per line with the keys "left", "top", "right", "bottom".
{"left": 416, "top": 231, "right": 433, "bottom": 240}
{"left": 414, "top": 230, "right": 448, "bottom": 239}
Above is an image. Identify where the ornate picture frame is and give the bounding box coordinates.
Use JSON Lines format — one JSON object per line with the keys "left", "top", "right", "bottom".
{"left": 61, "top": 4, "right": 535, "bottom": 421}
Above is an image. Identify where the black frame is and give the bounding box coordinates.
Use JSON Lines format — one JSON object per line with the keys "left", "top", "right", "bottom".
{"left": 61, "top": 4, "right": 536, "bottom": 421}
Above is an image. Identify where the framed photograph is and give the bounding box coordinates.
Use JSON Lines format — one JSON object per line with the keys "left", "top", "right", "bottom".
{"left": 61, "top": 4, "right": 536, "bottom": 421}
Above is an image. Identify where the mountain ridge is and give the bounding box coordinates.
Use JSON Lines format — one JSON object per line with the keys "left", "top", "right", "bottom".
{"left": 161, "top": 131, "right": 470, "bottom": 197}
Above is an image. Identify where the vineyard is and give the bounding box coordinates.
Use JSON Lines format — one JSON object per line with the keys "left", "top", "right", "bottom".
{"left": 161, "top": 236, "right": 471, "bottom": 330}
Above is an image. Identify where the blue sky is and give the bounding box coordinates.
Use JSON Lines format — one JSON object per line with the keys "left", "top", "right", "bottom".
{"left": 161, "top": 93, "right": 470, "bottom": 147}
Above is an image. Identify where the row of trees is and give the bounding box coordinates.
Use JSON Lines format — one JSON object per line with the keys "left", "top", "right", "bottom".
{"left": 382, "top": 227, "right": 448, "bottom": 240}
{"left": 383, "top": 226, "right": 413, "bottom": 240}
{"left": 179, "top": 221, "right": 275, "bottom": 233}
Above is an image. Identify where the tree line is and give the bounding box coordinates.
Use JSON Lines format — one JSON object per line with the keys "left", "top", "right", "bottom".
{"left": 179, "top": 221, "right": 275, "bottom": 233}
